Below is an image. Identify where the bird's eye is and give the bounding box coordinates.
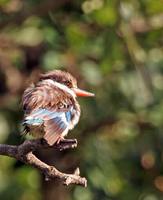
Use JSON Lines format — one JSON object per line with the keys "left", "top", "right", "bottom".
{"left": 64, "top": 81, "right": 71, "bottom": 87}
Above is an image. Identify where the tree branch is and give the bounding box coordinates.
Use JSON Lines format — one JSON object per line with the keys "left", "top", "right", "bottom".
{"left": 0, "top": 138, "right": 87, "bottom": 187}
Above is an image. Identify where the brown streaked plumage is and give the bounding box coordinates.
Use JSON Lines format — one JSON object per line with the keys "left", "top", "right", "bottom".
{"left": 39, "top": 70, "right": 77, "bottom": 89}
{"left": 22, "top": 70, "right": 94, "bottom": 145}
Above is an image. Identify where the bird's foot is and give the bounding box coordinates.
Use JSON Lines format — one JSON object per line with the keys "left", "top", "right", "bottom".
{"left": 39, "top": 138, "right": 77, "bottom": 150}
{"left": 56, "top": 138, "right": 78, "bottom": 151}
{"left": 56, "top": 136, "right": 65, "bottom": 144}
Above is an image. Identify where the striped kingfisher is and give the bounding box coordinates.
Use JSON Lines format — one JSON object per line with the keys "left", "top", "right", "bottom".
{"left": 22, "top": 70, "right": 94, "bottom": 145}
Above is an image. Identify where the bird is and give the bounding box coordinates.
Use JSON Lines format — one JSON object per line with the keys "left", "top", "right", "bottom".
{"left": 22, "top": 70, "right": 94, "bottom": 145}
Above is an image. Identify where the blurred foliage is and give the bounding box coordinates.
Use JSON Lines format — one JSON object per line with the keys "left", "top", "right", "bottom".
{"left": 0, "top": 0, "right": 163, "bottom": 199}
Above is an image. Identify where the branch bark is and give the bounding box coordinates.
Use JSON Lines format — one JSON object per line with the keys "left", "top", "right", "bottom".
{"left": 0, "top": 138, "right": 87, "bottom": 187}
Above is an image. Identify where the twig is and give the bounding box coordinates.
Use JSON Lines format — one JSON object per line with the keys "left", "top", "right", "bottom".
{"left": 0, "top": 138, "right": 87, "bottom": 187}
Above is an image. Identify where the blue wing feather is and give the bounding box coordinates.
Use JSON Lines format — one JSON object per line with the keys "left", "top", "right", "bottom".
{"left": 23, "top": 108, "right": 72, "bottom": 145}
{"left": 24, "top": 108, "right": 72, "bottom": 123}
{"left": 65, "top": 111, "right": 71, "bottom": 122}
{"left": 23, "top": 118, "right": 43, "bottom": 125}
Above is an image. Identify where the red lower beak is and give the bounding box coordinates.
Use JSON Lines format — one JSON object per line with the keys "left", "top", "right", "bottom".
{"left": 73, "top": 88, "right": 95, "bottom": 97}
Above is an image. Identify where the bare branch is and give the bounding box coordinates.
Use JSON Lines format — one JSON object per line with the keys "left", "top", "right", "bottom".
{"left": 0, "top": 138, "right": 87, "bottom": 187}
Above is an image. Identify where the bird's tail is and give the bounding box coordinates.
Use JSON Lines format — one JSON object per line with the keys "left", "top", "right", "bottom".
{"left": 20, "top": 120, "right": 30, "bottom": 136}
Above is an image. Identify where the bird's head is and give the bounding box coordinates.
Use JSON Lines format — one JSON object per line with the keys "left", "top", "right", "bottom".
{"left": 40, "top": 70, "right": 95, "bottom": 97}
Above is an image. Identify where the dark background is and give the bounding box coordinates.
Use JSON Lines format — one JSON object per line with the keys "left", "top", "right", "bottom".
{"left": 0, "top": 0, "right": 163, "bottom": 199}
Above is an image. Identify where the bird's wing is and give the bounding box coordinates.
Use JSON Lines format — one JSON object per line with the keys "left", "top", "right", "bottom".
{"left": 22, "top": 80, "right": 73, "bottom": 113}
{"left": 24, "top": 108, "right": 72, "bottom": 145}
{"left": 22, "top": 80, "right": 74, "bottom": 145}
{"left": 43, "top": 110, "right": 72, "bottom": 145}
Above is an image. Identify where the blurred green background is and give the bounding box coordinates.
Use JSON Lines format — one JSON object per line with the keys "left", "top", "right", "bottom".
{"left": 0, "top": 0, "right": 163, "bottom": 199}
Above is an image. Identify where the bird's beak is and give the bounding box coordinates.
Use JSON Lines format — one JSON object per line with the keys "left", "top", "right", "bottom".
{"left": 72, "top": 88, "right": 95, "bottom": 97}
